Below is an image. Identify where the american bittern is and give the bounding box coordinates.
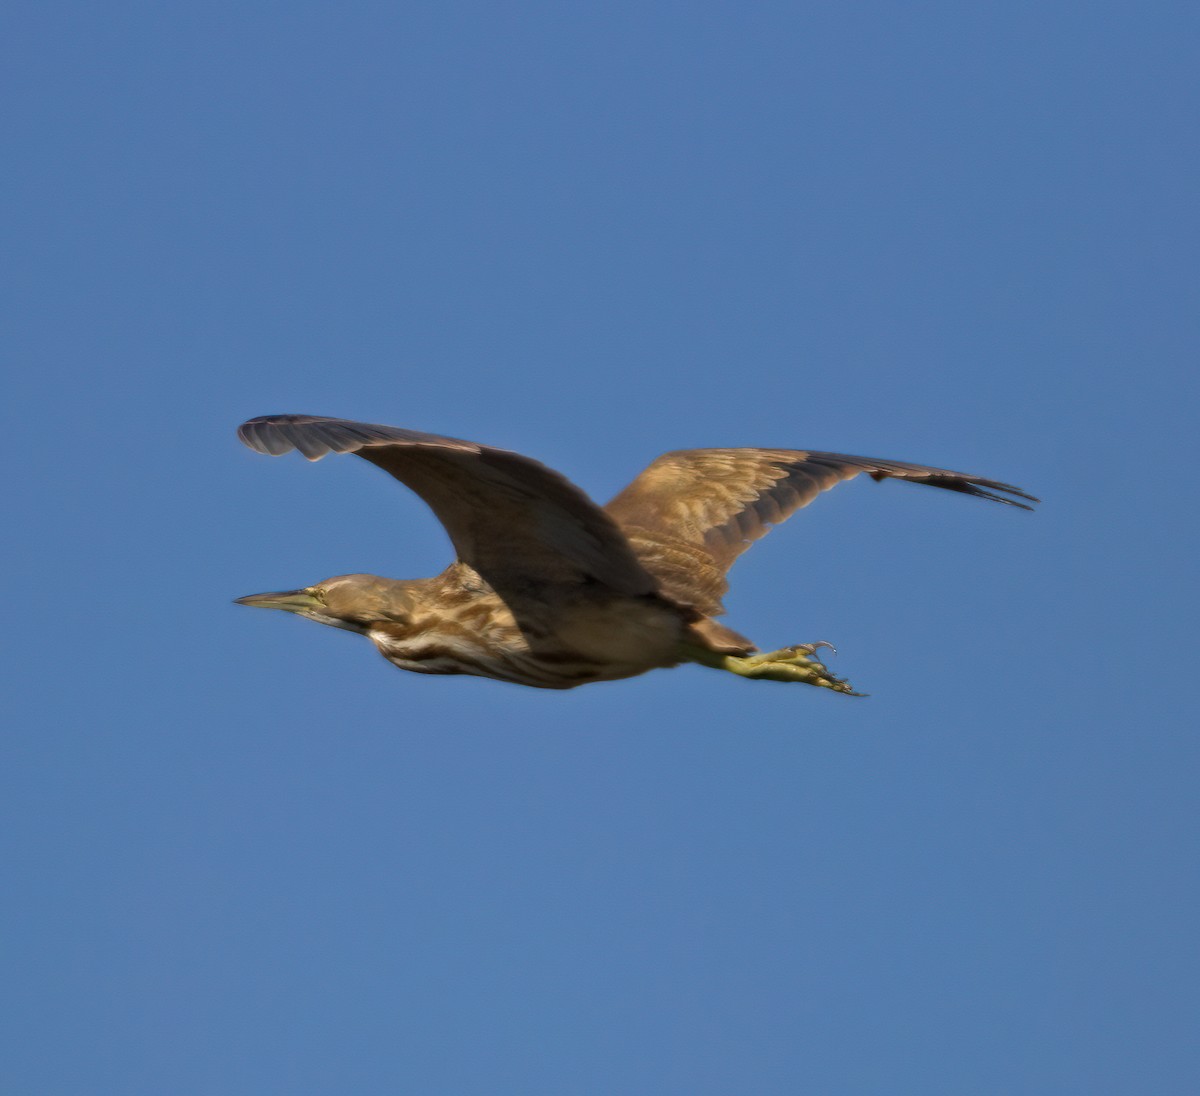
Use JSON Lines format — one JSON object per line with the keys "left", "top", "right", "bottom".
{"left": 236, "top": 415, "right": 1035, "bottom": 693}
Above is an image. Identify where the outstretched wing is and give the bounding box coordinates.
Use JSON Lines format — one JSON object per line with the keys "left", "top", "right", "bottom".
{"left": 238, "top": 415, "right": 658, "bottom": 602}
{"left": 605, "top": 449, "right": 1037, "bottom": 615}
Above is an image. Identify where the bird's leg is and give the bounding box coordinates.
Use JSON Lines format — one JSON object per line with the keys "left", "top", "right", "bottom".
{"left": 731, "top": 643, "right": 865, "bottom": 694}
{"left": 687, "top": 642, "right": 864, "bottom": 695}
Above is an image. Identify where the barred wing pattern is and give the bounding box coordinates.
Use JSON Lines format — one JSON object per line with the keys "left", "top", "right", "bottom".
{"left": 605, "top": 449, "right": 1037, "bottom": 615}
{"left": 239, "top": 416, "right": 659, "bottom": 601}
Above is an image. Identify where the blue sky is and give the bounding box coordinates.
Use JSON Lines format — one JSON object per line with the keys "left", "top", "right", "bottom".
{"left": 4, "top": 2, "right": 1197, "bottom": 1092}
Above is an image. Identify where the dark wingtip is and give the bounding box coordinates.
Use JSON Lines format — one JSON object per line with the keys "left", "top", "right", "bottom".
{"left": 237, "top": 415, "right": 297, "bottom": 455}
{"left": 926, "top": 480, "right": 1041, "bottom": 508}
{"left": 237, "top": 415, "right": 341, "bottom": 458}
{"left": 235, "top": 415, "right": 482, "bottom": 460}
{"left": 964, "top": 483, "right": 1039, "bottom": 510}
{"left": 970, "top": 482, "right": 1040, "bottom": 510}
{"left": 810, "top": 453, "right": 1038, "bottom": 511}
{"left": 895, "top": 473, "right": 1039, "bottom": 511}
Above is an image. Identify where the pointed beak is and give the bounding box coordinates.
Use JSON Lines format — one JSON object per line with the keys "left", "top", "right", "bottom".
{"left": 234, "top": 589, "right": 321, "bottom": 613}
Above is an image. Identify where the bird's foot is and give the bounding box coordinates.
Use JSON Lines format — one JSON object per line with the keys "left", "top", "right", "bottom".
{"left": 724, "top": 642, "right": 865, "bottom": 695}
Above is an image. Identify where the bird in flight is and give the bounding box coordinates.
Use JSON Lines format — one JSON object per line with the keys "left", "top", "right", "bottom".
{"left": 236, "top": 415, "right": 1036, "bottom": 693}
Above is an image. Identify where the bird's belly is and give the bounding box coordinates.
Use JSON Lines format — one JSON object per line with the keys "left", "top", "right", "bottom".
{"left": 369, "top": 597, "right": 686, "bottom": 689}
{"left": 548, "top": 598, "right": 685, "bottom": 672}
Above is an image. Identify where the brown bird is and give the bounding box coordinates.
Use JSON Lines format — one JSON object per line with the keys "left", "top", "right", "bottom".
{"left": 236, "top": 415, "right": 1036, "bottom": 693}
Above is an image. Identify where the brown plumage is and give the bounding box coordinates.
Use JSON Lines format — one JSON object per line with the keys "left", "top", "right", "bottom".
{"left": 236, "top": 415, "right": 1036, "bottom": 692}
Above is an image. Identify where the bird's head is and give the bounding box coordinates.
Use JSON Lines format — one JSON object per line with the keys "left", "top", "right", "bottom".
{"left": 235, "top": 574, "right": 417, "bottom": 634}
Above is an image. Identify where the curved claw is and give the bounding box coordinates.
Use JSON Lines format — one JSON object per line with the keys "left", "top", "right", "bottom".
{"left": 793, "top": 641, "right": 837, "bottom": 657}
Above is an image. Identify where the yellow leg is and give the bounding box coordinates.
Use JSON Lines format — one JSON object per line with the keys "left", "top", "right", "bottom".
{"left": 687, "top": 642, "right": 865, "bottom": 695}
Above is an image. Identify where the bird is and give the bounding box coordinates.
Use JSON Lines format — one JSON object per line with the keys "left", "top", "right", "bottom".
{"left": 235, "top": 415, "right": 1036, "bottom": 693}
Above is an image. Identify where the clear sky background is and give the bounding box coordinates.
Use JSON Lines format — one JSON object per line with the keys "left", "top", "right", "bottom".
{"left": 4, "top": 2, "right": 1197, "bottom": 1093}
